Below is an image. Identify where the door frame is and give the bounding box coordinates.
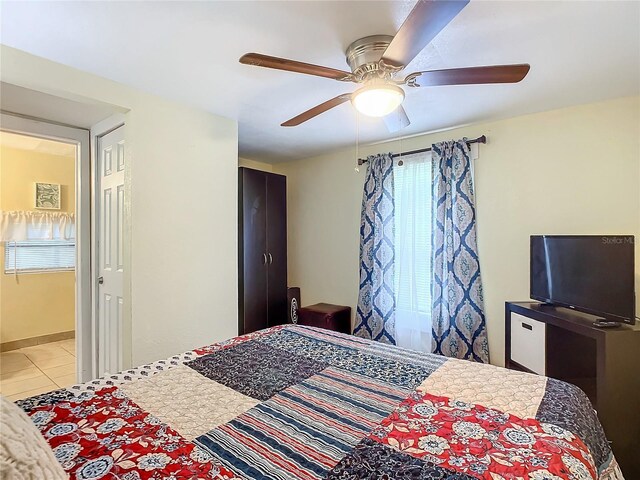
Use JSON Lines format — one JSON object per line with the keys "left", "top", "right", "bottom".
{"left": 0, "top": 112, "right": 92, "bottom": 382}
{"left": 90, "top": 114, "right": 129, "bottom": 376}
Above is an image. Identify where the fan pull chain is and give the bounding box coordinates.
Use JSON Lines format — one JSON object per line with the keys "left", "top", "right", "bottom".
{"left": 397, "top": 109, "right": 404, "bottom": 166}
{"left": 354, "top": 111, "right": 360, "bottom": 173}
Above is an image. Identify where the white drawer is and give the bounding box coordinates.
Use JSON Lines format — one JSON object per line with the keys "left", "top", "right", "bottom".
{"left": 510, "top": 313, "right": 546, "bottom": 375}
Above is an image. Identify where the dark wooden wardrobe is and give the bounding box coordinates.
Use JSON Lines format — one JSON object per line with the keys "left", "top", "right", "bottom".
{"left": 238, "top": 167, "right": 287, "bottom": 335}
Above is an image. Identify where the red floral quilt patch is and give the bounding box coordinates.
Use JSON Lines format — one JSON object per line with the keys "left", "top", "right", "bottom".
{"left": 28, "top": 387, "right": 239, "bottom": 480}
{"left": 368, "top": 391, "right": 597, "bottom": 480}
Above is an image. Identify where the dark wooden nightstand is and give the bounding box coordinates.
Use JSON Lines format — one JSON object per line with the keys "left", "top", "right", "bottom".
{"left": 297, "top": 303, "right": 351, "bottom": 334}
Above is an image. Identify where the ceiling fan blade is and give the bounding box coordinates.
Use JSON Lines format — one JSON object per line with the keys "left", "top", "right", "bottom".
{"left": 383, "top": 105, "right": 411, "bottom": 132}
{"left": 281, "top": 94, "right": 352, "bottom": 127}
{"left": 381, "top": 0, "right": 469, "bottom": 69}
{"left": 240, "top": 53, "right": 353, "bottom": 81}
{"left": 405, "top": 64, "right": 530, "bottom": 87}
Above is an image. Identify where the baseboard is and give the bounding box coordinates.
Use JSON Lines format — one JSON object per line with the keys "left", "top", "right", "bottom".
{"left": 0, "top": 330, "right": 75, "bottom": 352}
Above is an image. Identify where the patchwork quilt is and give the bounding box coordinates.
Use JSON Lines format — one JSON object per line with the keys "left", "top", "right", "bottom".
{"left": 16, "top": 325, "right": 624, "bottom": 480}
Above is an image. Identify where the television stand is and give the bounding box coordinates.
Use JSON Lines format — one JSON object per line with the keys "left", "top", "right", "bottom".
{"left": 592, "top": 319, "right": 621, "bottom": 328}
{"left": 505, "top": 301, "right": 640, "bottom": 477}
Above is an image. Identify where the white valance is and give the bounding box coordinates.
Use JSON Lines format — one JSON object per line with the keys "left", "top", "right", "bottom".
{"left": 0, "top": 211, "right": 75, "bottom": 242}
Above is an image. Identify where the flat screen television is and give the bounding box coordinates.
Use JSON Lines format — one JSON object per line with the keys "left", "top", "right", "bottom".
{"left": 530, "top": 235, "right": 636, "bottom": 325}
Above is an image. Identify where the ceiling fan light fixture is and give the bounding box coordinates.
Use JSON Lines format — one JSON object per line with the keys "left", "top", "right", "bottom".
{"left": 351, "top": 82, "right": 404, "bottom": 117}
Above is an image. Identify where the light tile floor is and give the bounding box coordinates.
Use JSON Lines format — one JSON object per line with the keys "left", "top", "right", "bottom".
{"left": 0, "top": 339, "right": 76, "bottom": 401}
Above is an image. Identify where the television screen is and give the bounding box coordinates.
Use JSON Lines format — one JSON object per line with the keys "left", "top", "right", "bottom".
{"left": 530, "top": 235, "right": 635, "bottom": 324}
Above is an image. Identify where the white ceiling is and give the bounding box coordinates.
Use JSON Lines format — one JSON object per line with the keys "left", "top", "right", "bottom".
{"left": 0, "top": 130, "right": 76, "bottom": 157}
{"left": 1, "top": 1, "right": 638, "bottom": 163}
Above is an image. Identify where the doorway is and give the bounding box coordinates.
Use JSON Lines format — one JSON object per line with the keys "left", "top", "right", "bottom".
{"left": 0, "top": 112, "right": 92, "bottom": 391}
{"left": 0, "top": 131, "right": 80, "bottom": 399}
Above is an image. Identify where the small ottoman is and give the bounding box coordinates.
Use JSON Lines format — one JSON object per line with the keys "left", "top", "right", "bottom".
{"left": 297, "top": 303, "right": 351, "bottom": 334}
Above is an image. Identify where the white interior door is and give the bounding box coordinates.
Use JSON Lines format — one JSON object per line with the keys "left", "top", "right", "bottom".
{"left": 97, "top": 126, "right": 125, "bottom": 376}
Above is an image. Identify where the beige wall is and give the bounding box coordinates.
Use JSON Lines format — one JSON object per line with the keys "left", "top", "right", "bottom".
{"left": 0, "top": 146, "right": 76, "bottom": 343}
{"left": 275, "top": 96, "right": 640, "bottom": 365}
{"left": 239, "top": 157, "right": 273, "bottom": 172}
{"left": 1, "top": 45, "right": 239, "bottom": 366}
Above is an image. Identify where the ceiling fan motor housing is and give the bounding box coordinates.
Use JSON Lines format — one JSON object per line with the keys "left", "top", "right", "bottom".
{"left": 345, "top": 35, "right": 399, "bottom": 82}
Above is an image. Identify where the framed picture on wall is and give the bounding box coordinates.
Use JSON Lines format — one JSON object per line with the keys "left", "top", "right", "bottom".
{"left": 35, "top": 182, "right": 61, "bottom": 210}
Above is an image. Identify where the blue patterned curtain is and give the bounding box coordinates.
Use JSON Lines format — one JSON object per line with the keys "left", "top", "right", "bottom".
{"left": 431, "top": 140, "right": 489, "bottom": 363}
{"left": 353, "top": 153, "right": 396, "bottom": 344}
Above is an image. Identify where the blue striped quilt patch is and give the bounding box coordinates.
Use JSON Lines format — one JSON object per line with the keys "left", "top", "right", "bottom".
{"left": 195, "top": 366, "right": 411, "bottom": 479}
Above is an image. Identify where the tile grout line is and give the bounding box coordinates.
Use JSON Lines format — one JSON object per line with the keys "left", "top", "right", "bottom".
{"left": 34, "top": 363, "right": 58, "bottom": 388}
{"left": 35, "top": 362, "right": 76, "bottom": 389}
{"left": 2, "top": 366, "right": 70, "bottom": 394}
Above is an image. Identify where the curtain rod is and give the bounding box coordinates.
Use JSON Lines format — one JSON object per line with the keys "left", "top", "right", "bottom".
{"left": 357, "top": 135, "right": 487, "bottom": 166}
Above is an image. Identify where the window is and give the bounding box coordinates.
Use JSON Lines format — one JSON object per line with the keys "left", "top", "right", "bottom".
{"left": 393, "top": 153, "right": 433, "bottom": 351}
{"left": 4, "top": 240, "right": 75, "bottom": 273}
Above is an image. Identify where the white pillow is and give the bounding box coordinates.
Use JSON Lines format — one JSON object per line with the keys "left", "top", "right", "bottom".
{"left": 0, "top": 395, "right": 68, "bottom": 480}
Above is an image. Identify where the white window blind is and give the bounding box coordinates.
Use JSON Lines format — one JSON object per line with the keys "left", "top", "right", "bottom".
{"left": 393, "top": 153, "right": 433, "bottom": 351}
{"left": 4, "top": 240, "right": 76, "bottom": 273}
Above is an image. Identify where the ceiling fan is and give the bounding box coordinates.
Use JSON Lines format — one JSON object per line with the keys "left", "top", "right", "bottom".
{"left": 240, "top": 0, "right": 530, "bottom": 132}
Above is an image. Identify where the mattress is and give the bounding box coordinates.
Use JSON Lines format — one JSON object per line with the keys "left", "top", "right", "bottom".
{"left": 16, "top": 325, "right": 623, "bottom": 479}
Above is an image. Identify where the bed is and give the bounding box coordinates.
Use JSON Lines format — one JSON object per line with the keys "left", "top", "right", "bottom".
{"left": 14, "top": 325, "right": 622, "bottom": 480}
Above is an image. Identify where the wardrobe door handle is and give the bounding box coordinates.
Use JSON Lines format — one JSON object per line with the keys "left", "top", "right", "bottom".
{"left": 262, "top": 253, "right": 267, "bottom": 265}
{"left": 268, "top": 253, "right": 273, "bottom": 264}
{"left": 521, "top": 322, "right": 533, "bottom": 331}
